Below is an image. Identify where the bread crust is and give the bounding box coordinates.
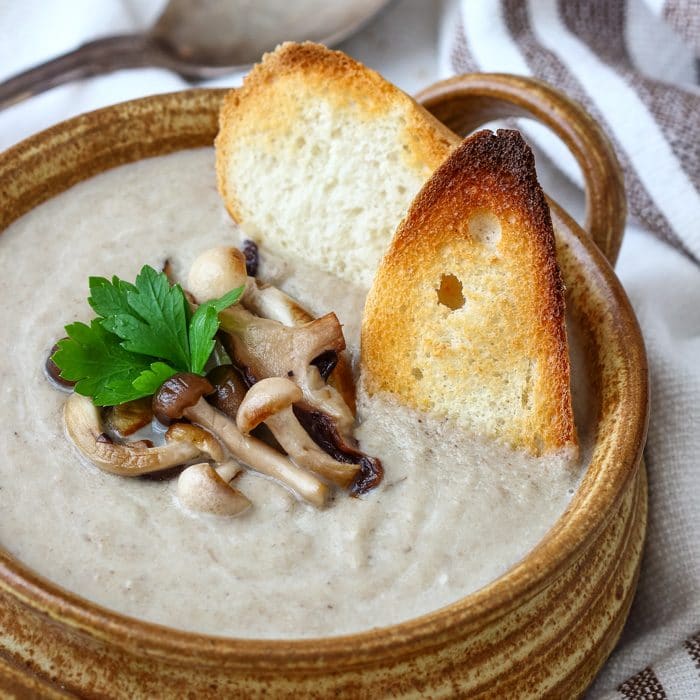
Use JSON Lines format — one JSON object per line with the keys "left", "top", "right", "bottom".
{"left": 362, "top": 130, "right": 578, "bottom": 457}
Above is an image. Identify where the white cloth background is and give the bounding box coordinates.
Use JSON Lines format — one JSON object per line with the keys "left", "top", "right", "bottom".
{"left": 0, "top": 1, "right": 698, "bottom": 697}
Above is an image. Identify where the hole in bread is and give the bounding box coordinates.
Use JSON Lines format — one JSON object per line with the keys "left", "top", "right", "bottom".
{"left": 436, "top": 274, "right": 465, "bottom": 310}
{"left": 468, "top": 211, "right": 502, "bottom": 249}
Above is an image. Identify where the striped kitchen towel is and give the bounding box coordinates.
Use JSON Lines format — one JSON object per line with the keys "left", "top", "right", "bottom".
{"left": 599, "top": 633, "right": 700, "bottom": 699}
{"left": 441, "top": 0, "right": 700, "bottom": 266}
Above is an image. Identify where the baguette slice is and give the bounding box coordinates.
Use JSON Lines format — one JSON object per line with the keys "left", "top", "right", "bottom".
{"left": 216, "top": 42, "right": 458, "bottom": 288}
{"left": 362, "top": 129, "right": 578, "bottom": 459}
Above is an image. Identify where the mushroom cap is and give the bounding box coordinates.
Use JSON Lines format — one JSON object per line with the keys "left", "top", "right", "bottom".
{"left": 188, "top": 246, "right": 247, "bottom": 303}
{"left": 153, "top": 373, "right": 213, "bottom": 424}
{"left": 236, "top": 377, "right": 303, "bottom": 434}
{"left": 177, "top": 462, "right": 251, "bottom": 516}
{"left": 165, "top": 422, "right": 225, "bottom": 463}
{"left": 218, "top": 306, "right": 345, "bottom": 383}
{"left": 46, "top": 341, "right": 76, "bottom": 389}
{"left": 206, "top": 364, "right": 247, "bottom": 419}
{"left": 104, "top": 397, "right": 153, "bottom": 437}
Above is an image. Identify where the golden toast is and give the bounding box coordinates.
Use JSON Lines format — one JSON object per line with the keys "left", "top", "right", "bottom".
{"left": 361, "top": 130, "right": 578, "bottom": 458}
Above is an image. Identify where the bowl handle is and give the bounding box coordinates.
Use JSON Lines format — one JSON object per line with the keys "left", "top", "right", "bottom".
{"left": 416, "top": 74, "right": 626, "bottom": 266}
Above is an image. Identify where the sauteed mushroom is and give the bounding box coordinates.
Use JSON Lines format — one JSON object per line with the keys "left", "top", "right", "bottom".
{"left": 236, "top": 377, "right": 360, "bottom": 488}
{"left": 206, "top": 364, "right": 248, "bottom": 418}
{"left": 178, "top": 461, "right": 250, "bottom": 516}
{"left": 103, "top": 397, "right": 153, "bottom": 437}
{"left": 64, "top": 393, "right": 221, "bottom": 476}
{"left": 188, "top": 246, "right": 248, "bottom": 303}
{"left": 219, "top": 304, "right": 347, "bottom": 410}
{"left": 153, "top": 373, "right": 328, "bottom": 507}
{"left": 165, "top": 422, "right": 225, "bottom": 462}
{"left": 45, "top": 342, "right": 76, "bottom": 389}
{"left": 217, "top": 304, "right": 381, "bottom": 493}
{"left": 242, "top": 280, "right": 355, "bottom": 410}
{"left": 235, "top": 377, "right": 302, "bottom": 434}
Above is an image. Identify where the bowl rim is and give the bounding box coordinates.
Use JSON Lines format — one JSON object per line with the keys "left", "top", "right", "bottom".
{"left": 0, "top": 89, "right": 649, "bottom": 666}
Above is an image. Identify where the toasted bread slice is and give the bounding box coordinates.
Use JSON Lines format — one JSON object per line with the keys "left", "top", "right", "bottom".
{"left": 362, "top": 129, "right": 578, "bottom": 458}
{"left": 216, "top": 42, "right": 458, "bottom": 288}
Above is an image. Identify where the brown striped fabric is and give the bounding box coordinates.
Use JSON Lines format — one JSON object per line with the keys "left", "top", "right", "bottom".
{"left": 446, "top": 0, "right": 700, "bottom": 265}
{"left": 504, "top": 0, "right": 693, "bottom": 256}
{"left": 664, "top": 0, "right": 700, "bottom": 52}
{"left": 684, "top": 632, "right": 700, "bottom": 670}
{"left": 559, "top": 0, "right": 700, "bottom": 224}
{"left": 617, "top": 666, "right": 667, "bottom": 699}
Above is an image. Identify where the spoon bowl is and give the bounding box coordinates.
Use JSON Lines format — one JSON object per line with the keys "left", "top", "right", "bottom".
{"left": 0, "top": 0, "right": 390, "bottom": 110}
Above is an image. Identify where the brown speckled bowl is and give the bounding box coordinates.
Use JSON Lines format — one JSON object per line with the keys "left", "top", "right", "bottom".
{"left": 0, "top": 78, "right": 647, "bottom": 698}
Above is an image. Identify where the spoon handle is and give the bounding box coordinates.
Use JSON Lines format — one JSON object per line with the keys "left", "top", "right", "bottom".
{"left": 0, "top": 34, "right": 168, "bottom": 111}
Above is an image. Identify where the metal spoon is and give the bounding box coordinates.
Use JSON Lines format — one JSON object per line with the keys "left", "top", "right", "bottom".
{"left": 0, "top": 0, "right": 390, "bottom": 111}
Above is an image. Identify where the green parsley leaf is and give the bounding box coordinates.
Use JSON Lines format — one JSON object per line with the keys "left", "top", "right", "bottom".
{"left": 188, "top": 304, "right": 219, "bottom": 376}
{"left": 52, "top": 265, "right": 245, "bottom": 406}
{"left": 101, "top": 265, "right": 191, "bottom": 371}
{"left": 132, "top": 361, "right": 178, "bottom": 395}
{"left": 211, "top": 286, "right": 245, "bottom": 314}
{"left": 97, "top": 376, "right": 152, "bottom": 407}
{"left": 52, "top": 321, "right": 155, "bottom": 406}
{"left": 188, "top": 286, "right": 244, "bottom": 374}
{"left": 88, "top": 275, "right": 136, "bottom": 318}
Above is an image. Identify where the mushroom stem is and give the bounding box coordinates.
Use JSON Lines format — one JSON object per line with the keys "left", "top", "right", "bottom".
{"left": 184, "top": 398, "right": 328, "bottom": 507}
{"left": 243, "top": 280, "right": 313, "bottom": 326}
{"left": 64, "top": 394, "right": 209, "bottom": 476}
{"left": 266, "top": 408, "right": 359, "bottom": 488}
{"left": 215, "top": 459, "right": 242, "bottom": 483}
{"left": 234, "top": 377, "right": 359, "bottom": 488}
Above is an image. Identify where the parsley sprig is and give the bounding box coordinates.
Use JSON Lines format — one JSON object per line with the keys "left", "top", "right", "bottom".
{"left": 52, "top": 265, "right": 242, "bottom": 406}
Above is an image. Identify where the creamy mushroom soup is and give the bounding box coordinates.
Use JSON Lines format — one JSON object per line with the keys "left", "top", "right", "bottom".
{"left": 0, "top": 149, "right": 591, "bottom": 638}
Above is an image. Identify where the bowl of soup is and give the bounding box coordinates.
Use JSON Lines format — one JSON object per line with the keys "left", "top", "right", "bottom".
{"left": 0, "top": 79, "right": 647, "bottom": 697}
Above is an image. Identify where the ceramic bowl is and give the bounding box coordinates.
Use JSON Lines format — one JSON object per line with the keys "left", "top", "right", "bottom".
{"left": 0, "top": 77, "right": 648, "bottom": 698}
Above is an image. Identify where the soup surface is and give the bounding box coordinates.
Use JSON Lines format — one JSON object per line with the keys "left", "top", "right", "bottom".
{"left": 0, "top": 149, "right": 591, "bottom": 638}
